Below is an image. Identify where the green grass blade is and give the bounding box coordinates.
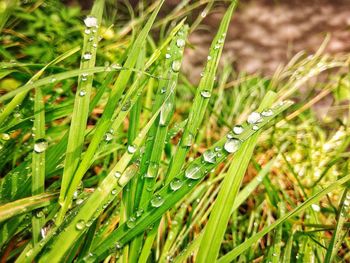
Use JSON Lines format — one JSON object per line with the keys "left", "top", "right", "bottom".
{"left": 0, "top": 46, "right": 80, "bottom": 124}
{"left": 0, "top": 192, "right": 58, "bottom": 223}
{"left": 57, "top": 0, "right": 105, "bottom": 222}
{"left": 197, "top": 91, "right": 277, "bottom": 262}
{"left": 217, "top": 174, "right": 350, "bottom": 263}
{"left": 88, "top": 100, "right": 292, "bottom": 260}
{"left": 57, "top": 0, "right": 165, "bottom": 222}
{"left": 128, "top": 23, "right": 189, "bottom": 262}
{"left": 165, "top": 0, "right": 238, "bottom": 185}
{"left": 31, "top": 86, "right": 46, "bottom": 245}
{"left": 35, "top": 106, "right": 165, "bottom": 262}
{"left": 324, "top": 188, "right": 349, "bottom": 263}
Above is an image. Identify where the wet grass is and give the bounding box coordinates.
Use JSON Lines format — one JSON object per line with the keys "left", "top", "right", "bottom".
{"left": 0, "top": 0, "right": 349, "bottom": 262}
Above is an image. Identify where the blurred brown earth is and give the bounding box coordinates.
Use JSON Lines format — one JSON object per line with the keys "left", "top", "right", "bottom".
{"left": 183, "top": 0, "right": 350, "bottom": 81}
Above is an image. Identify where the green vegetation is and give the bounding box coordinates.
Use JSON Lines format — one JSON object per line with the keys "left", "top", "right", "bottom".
{"left": 0, "top": 0, "right": 349, "bottom": 262}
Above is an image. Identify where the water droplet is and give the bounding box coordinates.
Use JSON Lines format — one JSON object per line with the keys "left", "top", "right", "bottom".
{"left": 34, "top": 138, "right": 48, "bottom": 153}
{"left": 1, "top": 133, "right": 10, "bottom": 141}
{"left": 207, "top": 55, "right": 212, "bottom": 61}
{"left": 203, "top": 150, "right": 216, "bottom": 164}
{"left": 214, "top": 146, "right": 221, "bottom": 152}
{"left": 50, "top": 78, "right": 56, "bottom": 83}
{"left": 88, "top": 36, "right": 94, "bottom": 42}
{"left": 76, "top": 198, "right": 84, "bottom": 205}
{"left": 159, "top": 101, "right": 173, "bottom": 126}
{"left": 261, "top": 109, "right": 273, "bottom": 117}
{"left": 105, "top": 132, "right": 113, "bottom": 141}
{"left": 176, "top": 39, "right": 185, "bottom": 48}
{"left": 224, "top": 139, "right": 241, "bottom": 153}
{"left": 160, "top": 87, "right": 166, "bottom": 94}
{"left": 150, "top": 194, "right": 164, "bottom": 207}
{"left": 84, "top": 29, "right": 91, "bottom": 35}
{"left": 252, "top": 125, "right": 259, "bottom": 131}
{"left": 165, "top": 53, "right": 171, "bottom": 59}
{"left": 84, "top": 16, "right": 98, "bottom": 27}
{"left": 185, "top": 164, "right": 202, "bottom": 180}
{"left": 214, "top": 44, "right": 220, "bottom": 49}
{"left": 200, "top": 11, "right": 207, "bottom": 17}
{"left": 83, "top": 53, "right": 92, "bottom": 60}
{"left": 144, "top": 162, "right": 158, "bottom": 178}
{"left": 126, "top": 216, "right": 136, "bottom": 228}
{"left": 121, "top": 100, "right": 131, "bottom": 111}
{"left": 311, "top": 204, "right": 320, "bottom": 212}
{"left": 233, "top": 125, "right": 244, "bottom": 135}
{"left": 200, "top": 90, "right": 211, "bottom": 98}
{"left": 127, "top": 145, "right": 137, "bottom": 154}
{"left": 116, "top": 242, "right": 122, "bottom": 249}
{"left": 114, "top": 171, "right": 121, "bottom": 178}
{"left": 36, "top": 210, "right": 44, "bottom": 218}
{"left": 136, "top": 209, "right": 144, "bottom": 217}
{"left": 111, "top": 64, "right": 122, "bottom": 70}
{"left": 79, "top": 90, "right": 86, "bottom": 97}
{"left": 170, "top": 178, "right": 183, "bottom": 191}
{"left": 76, "top": 220, "right": 86, "bottom": 230}
{"left": 92, "top": 43, "right": 97, "bottom": 48}
{"left": 182, "top": 133, "right": 194, "bottom": 147}
{"left": 247, "top": 112, "right": 262, "bottom": 124}
{"left": 171, "top": 60, "right": 181, "bottom": 72}
{"left": 111, "top": 189, "right": 117, "bottom": 195}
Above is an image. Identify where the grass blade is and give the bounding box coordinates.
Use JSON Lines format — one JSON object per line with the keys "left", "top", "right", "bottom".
{"left": 197, "top": 91, "right": 277, "bottom": 262}
{"left": 31, "top": 86, "right": 46, "bottom": 245}
{"left": 217, "top": 174, "right": 350, "bottom": 263}
{"left": 57, "top": 0, "right": 105, "bottom": 222}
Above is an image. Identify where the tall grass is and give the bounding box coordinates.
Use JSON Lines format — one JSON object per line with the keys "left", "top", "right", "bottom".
{"left": 0, "top": 0, "right": 349, "bottom": 262}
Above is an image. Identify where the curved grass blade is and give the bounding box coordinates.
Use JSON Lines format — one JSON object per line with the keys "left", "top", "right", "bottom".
{"left": 128, "top": 24, "right": 189, "bottom": 262}
{"left": 165, "top": 0, "right": 238, "bottom": 185}
{"left": 31, "top": 86, "right": 46, "bottom": 245}
{"left": 0, "top": 46, "right": 80, "bottom": 124}
{"left": 0, "top": 192, "right": 58, "bottom": 223}
{"left": 196, "top": 91, "right": 277, "bottom": 262}
{"left": 217, "top": 174, "right": 350, "bottom": 263}
{"left": 35, "top": 105, "right": 166, "bottom": 262}
{"left": 324, "top": 188, "right": 349, "bottom": 263}
{"left": 56, "top": 1, "right": 165, "bottom": 222}
{"left": 58, "top": 0, "right": 105, "bottom": 221}
{"left": 170, "top": 159, "right": 274, "bottom": 263}
{"left": 88, "top": 99, "right": 293, "bottom": 260}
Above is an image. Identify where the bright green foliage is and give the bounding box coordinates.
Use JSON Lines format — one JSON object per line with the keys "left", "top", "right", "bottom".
{"left": 0, "top": 0, "right": 349, "bottom": 262}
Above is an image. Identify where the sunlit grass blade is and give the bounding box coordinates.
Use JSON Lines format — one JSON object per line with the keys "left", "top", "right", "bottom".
{"left": 0, "top": 46, "right": 80, "bottom": 124}
{"left": 171, "top": 159, "right": 274, "bottom": 263}
{"left": 325, "top": 188, "right": 349, "bottom": 263}
{"left": 57, "top": 0, "right": 165, "bottom": 222}
{"left": 0, "top": 192, "right": 58, "bottom": 223}
{"left": 128, "top": 24, "right": 189, "bottom": 262}
{"left": 57, "top": 0, "right": 105, "bottom": 222}
{"left": 31, "top": 86, "right": 46, "bottom": 245}
{"left": 165, "top": 0, "right": 238, "bottom": 184}
{"left": 37, "top": 105, "right": 165, "bottom": 262}
{"left": 197, "top": 91, "right": 277, "bottom": 262}
{"left": 88, "top": 99, "right": 292, "bottom": 260}
{"left": 217, "top": 174, "right": 350, "bottom": 263}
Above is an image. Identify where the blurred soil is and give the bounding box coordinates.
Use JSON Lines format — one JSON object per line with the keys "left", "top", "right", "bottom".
{"left": 183, "top": 0, "right": 350, "bottom": 81}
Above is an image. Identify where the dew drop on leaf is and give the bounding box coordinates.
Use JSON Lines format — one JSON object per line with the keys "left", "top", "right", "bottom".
{"left": 170, "top": 178, "right": 183, "bottom": 191}
{"left": 233, "top": 125, "right": 244, "bottom": 135}
{"left": 34, "top": 138, "right": 48, "bottom": 153}
{"left": 150, "top": 194, "right": 164, "bottom": 207}
{"left": 185, "top": 164, "right": 202, "bottom": 180}
{"left": 76, "top": 220, "right": 86, "bottom": 230}
{"left": 224, "top": 139, "right": 241, "bottom": 153}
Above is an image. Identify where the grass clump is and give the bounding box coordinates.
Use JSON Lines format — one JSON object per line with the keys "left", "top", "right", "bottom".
{"left": 0, "top": 0, "right": 350, "bottom": 262}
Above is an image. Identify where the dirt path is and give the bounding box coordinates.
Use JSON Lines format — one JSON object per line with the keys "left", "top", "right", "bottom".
{"left": 183, "top": 0, "right": 350, "bottom": 81}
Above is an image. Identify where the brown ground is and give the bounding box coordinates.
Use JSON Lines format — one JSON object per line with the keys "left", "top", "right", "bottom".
{"left": 183, "top": 0, "right": 350, "bottom": 81}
